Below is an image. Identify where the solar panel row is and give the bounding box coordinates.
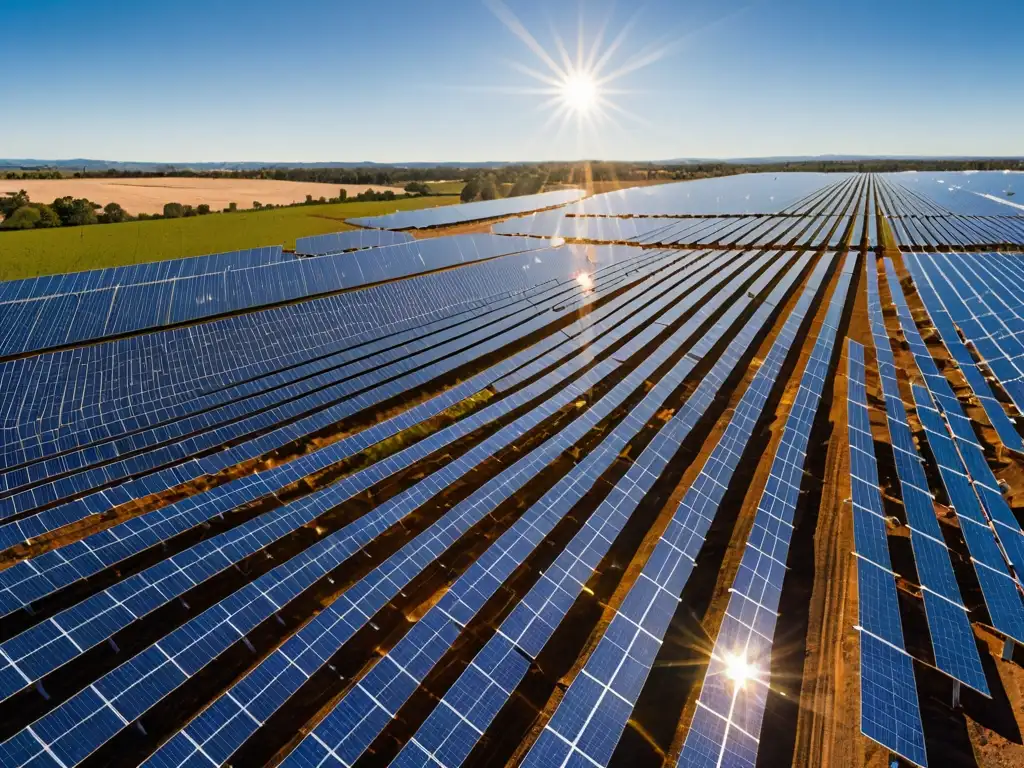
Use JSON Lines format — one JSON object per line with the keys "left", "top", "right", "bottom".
{"left": 293, "top": 228, "right": 413, "bottom": 256}
{"left": 347, "top": 190, "right": 586, "bottom": 230}
{"left": 864, "top": 259, "right": 988, "bottom": 695}
{"left": 846, "top": 339, "right": 929, "bottom": 765}
{"left": 675, "top": 251, "right": 857, "bottom": 768}
{"left": 0, "top": 246, "right": 284, "bottom": 305}
{"left": 574, "top": 173, "right": 854, "bottom": 217}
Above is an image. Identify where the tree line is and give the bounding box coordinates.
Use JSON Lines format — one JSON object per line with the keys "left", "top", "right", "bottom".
{"left": 0, "top": 187, "right": 419, "bottom": 232}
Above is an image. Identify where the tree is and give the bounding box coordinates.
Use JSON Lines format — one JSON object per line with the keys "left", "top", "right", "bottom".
{"left": 305, "top": 194, "right": 314, "bottom": 205}
{"left": 197, "top": 204, "right": 211, "bottom": 215}
{"left": 460, "top": 178, "right": 481, "bottom": 203}
{"left": 338, "top": 189, "right": 347, "bottom": 201}
{"left": 51, "top": 196, "right": 99, "bottom": 226}
{"left": 404, "top": 181, "right": 430, "bottom": 196}
{"left": 0, "top": 189, "right": 29, "bottom": 220}
{"left": 99, "top": 202, "right": 129, "bottom": 224}
{"left": 32, "top": 204, "right": 61, "bottom": 228}
{"left": 479, "top": 176, "right": 499, "bottom": 201}
{"left": 509, "top": 173, "right": 544, "bottom": 197}
{"left": 163, "top": 202, "right": 185, "bottom": 219}
{"left": 182, "top": 205, "right": 196, "bottom": 217}
{"left": 0, "top": 206, "right": 41, "bottom": 229}
{"left": 225, "top": 202, "right": 238, "bottom": 213}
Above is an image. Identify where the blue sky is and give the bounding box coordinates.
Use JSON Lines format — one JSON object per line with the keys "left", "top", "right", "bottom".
{"left": 3, "top": 0, "right": 1022, "bottom": 162}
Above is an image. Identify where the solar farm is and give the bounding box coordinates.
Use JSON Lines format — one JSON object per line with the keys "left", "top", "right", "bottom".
{"left": 2, "top": 170, "right": 1024, "bottom": 768}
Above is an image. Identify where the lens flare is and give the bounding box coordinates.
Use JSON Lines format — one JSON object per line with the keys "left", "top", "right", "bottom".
{"left": 724, "top": 652, "right": 755, "bottom": 688}
{"left": 561, "top": 71, "right": 599, "bottom": 114}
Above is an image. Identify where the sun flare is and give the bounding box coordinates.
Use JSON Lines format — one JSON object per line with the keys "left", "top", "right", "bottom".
{"left": 561, "top": 71, "right": 599, "bottom": 114}
{"left": 723, "top": 652, "right": 755, "bottom": 688}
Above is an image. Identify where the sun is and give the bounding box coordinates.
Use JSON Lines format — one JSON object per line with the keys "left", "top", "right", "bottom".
{"left": 561, "top": 70, "right": 599, "bottom": 114}
{"left": 723, "top": 652, "right": 755, "bottom": 688}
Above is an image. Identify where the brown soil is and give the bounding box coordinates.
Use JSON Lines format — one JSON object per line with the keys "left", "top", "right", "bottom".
{"left": 0, "top": 178, "right": 405, "bottom": 215}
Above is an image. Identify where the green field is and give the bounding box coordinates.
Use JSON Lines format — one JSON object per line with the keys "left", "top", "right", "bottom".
{"left": 425, "top": 181, "right": 466, "bottom": 195}
{"left": 0, "top": 196, "right": 460, "bottom": 281}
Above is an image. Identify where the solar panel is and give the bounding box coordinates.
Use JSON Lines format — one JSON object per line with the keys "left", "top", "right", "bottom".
{"left": 911, "top": 384, "right": 1024, "bottom": 643}
{"left": 846, "top": 340, "right": 930, "bottom": 763}
{"left": 347, "top": 189, "right": 585, "bottom": 230}
{"left": 293, "top": 228, "right": 413, "bottom": 256}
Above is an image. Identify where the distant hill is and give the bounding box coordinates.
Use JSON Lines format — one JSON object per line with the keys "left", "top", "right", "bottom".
{"left": 0, "top": 159, "right": 517, "bottom": 172}
{"left": 3, "top": 155, "right": 1023, "bottom": 173}
{"left": 657, "top": 154, "right": 1024, "bottom": 165}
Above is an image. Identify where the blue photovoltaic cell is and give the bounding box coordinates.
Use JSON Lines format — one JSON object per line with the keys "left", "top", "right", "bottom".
{"left": 860, "top": 632, "right": 930, "bottom": 768}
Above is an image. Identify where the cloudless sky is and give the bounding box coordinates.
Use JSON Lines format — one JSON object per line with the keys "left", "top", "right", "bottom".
{"left": 3, "top": 0, "right": 1023, "bottom": 162}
